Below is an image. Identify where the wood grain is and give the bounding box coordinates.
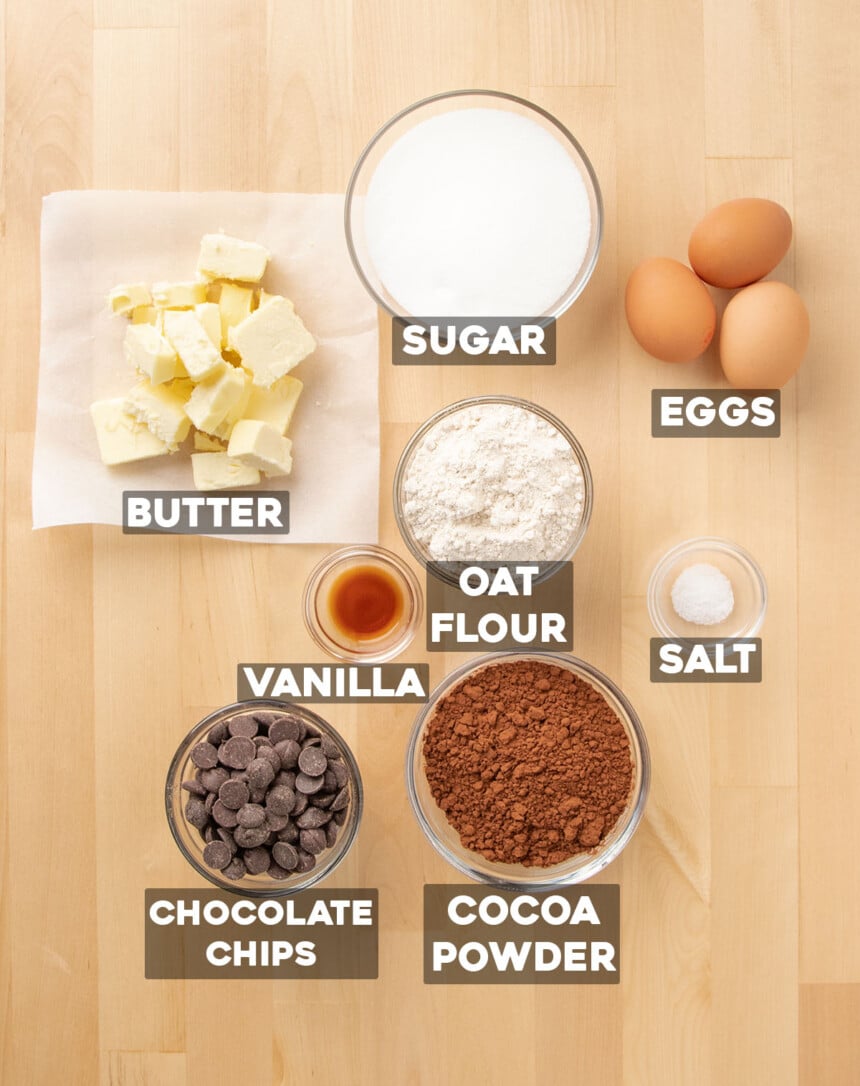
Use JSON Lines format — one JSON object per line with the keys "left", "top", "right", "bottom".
{"left": 2, "top": 1, "right": 857, "bottom": 1082}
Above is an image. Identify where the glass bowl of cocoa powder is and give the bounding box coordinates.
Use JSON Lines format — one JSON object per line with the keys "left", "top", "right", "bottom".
{"left": 406, "top": 652, "right": 649, "bottom": 888}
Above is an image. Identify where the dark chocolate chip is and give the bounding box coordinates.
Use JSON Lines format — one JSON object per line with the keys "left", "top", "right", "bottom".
{"left": 331, "top": 761, "right": 349, "bottom": 788}
{"left": 218, "top": 778, "right": 250, "bottom": 810}
{"left": 301, "top": 735, "right": 322, "bottom": 749}
{"left": 274, "top": 739, "right": 301, "bottom": 769}
{"left": 294, "top": 849, "right": 316, "bottom": 873}
{"left": 181, "top": 778, "right": 208, "bottom": 797}
{"left": 298, "top": 746, "right": 327, "bottom": 777}
{"left": 185, "top": 797, "right": 208, "bottom": 829}
{"left": 333, "top": 807, "right": 348, "bottom": 826}
{"left": 203, "top": 840, "right": 233, "bottom": 870}
{"left": 325, "top": 821, "right": 339, "bottom": 848}
{"left": 292, "top": 793, "right": 309, "bottom": 816}
{"left": 313, "top": 793, "right": 335, "bottom": 810}
{"left": 264, "top": 811, "right": 290, "bottom": 832}
{"left": 236, "top": 803, "right": 266, "bottom": 828}
{"left": 234, "top": 825, "right": 269, "bottom": 849}
{"left": 269, "top": 716, "right": 305, "bottom": 744}
{"left": 296, "top": 807, "right": 330, "bottom": 829}
{"left": 252, "top": 711, "right": 282, "bottom": 729}
{"left": 203, "top": 824, "right": 217, "bottom": 844}
{"left": 322, "top": 769, "right": 337, "bottom": 793}
{"left": 204, "top": 791, "right": 216, "bottom": 814}
{"left": 299, "top": 828, "right": 327, "bottom": 855}
{"left": 331, "top": 786, "right": 350, "bottom": 812}
{"left": 272, "top": 841, "right": 299, "bottom": 870}
{"left": 199, "top": 766, "right": 230, "bottom": 793}
{"left": 256, "top": 745, "right": 282, "bottom": 774}
{"left": 295, "top": 772, "right": 324, "bottom": 795}
{"left": 207, "top": 721, "right": 229, "bottom": 745}
{"left": 217, "top": 827, "right": 238, "bottom": 853}
{"left": 266, "top": 785, "right": 296, "bottom": 816}
{"left": 247, "top": 757, "right": 275, "bottom": 791}
{"left": 228, "top": 713, "right": 259, "bottom": 738}
{"left": 249, "top": 787, "right": 268, "bottom": 805}
{"left": 277, "top": 821, "right": 299, "bottom": 844}
{"left": 267, "top": 861, "right": 291, "bottom": 880}
{"left": 211, "top": 799, "right": 239, "bottom": 828}
{"left": 190, "top": 741, "right": 219, "bottom": 769}
{"left": 219, "top": 736, "right": 255, "bottom": 770}
{"left": 243, "top": 847, "right": 271, "bottom": 875}
{"left": 222, "top": 857, "right": 247, "bottom": 880}
{"left": 276, "top": 770, "right": 297, "bottom": 790}
{"left": 320, "top": 736, "right": 341, "bottom": 761}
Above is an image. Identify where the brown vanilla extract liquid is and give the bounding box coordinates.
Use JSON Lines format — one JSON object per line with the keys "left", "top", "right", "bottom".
{"left": 328, "top": 564, "right": 405, "bottom": 641}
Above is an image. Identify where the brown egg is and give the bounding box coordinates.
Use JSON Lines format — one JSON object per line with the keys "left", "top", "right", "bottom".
{"left": 625, "top": 257, "right": 716, "bottom": 363}
{"left": 719, "top": 280, "right": 809, "bottom": 389}
{"left": 689, "top": 198, "right": 792, "bottom": 289}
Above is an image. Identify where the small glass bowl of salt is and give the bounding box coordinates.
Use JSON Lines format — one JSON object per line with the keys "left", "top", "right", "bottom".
{"left": 647, "top": 537, "right": 767, "bottom": 642}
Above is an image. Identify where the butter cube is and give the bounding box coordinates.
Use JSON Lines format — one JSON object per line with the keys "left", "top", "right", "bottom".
{"left": 193, "top": 431, "right": 227, "bottom": 452}
{"left": 218, "top": 283, "right": 254, "bottom": 347}
{"left": 108, "top": 283, "right": 151, "bottom": 315}
{"left": 191, "top": 452, "right": 261, "bottom": 491}
{"left": 124, "top": 379, "right": 192, "bottom": 449}
{"left": 162, "top": 309, "right": 223, "bottom": 381}
{"left": 184, "top": 363, "right": 247, "bottom": 432}
{"left": 131, "top": 304, "right": 159, "bottom": 325}
{"left": 152, "top": 280, "right": 208, "bottom": 308}
{"left": 195, "top": 302, "right": 222, "bottom": 348}
{"left": 123, "top": 323, "right": 180, "bottom": 385}
{"left": 244, "top": 375, "right": 303, "bottom": 435}
{"left": 197, "top": 233, "right": 270, "bottom": 283}
{"left": 228, "top": 419, "right": 293, "bottom": 477}
{"left": 90, "top": 398, "right": 170, "bottom": 465}
{"left": 228, "top": 297, "right": 315, "bottom": 388}
{"left": 207, "top": 368, "right": 254, "bottom": 440}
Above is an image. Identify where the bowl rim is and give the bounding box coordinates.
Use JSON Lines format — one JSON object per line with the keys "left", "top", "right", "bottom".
{"left": 344, "top": 87, "right": 605, "bottom": 322}
{"left": 302, "top": 543, "right": 424, "bottom": 663}
{"left": 404, "top": 650, "right": 650, "bottom": 890}
{"left": 392, "top": 394, "right": 594, "bottom": 585}
{"left": 165, "top": 699, "right": 364, "bottom": 898}
{"left": 646, "top": 535, "right": 769, "bottom": 640}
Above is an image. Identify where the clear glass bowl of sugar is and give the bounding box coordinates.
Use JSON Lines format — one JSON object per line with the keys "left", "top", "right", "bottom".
{"left": 345, "top": 89, "right": 603, "bottom": 322}
{"left": 647, "top": 536, "right": 768, "bottom": 641}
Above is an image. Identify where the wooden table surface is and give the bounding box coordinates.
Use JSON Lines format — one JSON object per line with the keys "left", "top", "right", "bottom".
{"left": 3, "top": 1, "right": 859, "bottom": 1083}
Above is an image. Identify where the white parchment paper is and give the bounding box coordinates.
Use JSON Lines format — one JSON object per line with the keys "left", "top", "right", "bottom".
{"left": 33, "top": 191, "right": 379, "bottom": 543}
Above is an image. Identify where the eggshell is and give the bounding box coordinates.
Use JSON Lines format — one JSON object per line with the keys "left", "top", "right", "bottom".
{"left": 719, "top": 280, "right": 809, "bottom": 389}
{"left": 625, "top": 257, "right": 717, "bottom": 363}
{"left": 689, "top": 198, "right": 792, "bottom": 289}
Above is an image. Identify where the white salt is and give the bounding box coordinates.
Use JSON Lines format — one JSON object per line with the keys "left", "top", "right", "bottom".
{"left": 364, "top": 108, "right": 592, "bottom": 317}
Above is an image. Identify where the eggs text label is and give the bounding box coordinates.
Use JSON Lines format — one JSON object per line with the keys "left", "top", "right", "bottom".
{"left": 392, "top": 317, "right": 556, "bottom": 365}
{"left": 651, "top": 389, "right": 780, "bottom": 437}
{"left": 650, "top": 639, "right": 763, "bottom": 682}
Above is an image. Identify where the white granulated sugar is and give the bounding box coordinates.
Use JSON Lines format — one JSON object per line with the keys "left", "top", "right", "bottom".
{"left": 401, "top": 403, "right": 585, "bottom": 562}
{"left": 671, "top": 563, "right": 735, "bottom": 626}
{"left": 365, "top": 109, "right": 592, "bottom": 317}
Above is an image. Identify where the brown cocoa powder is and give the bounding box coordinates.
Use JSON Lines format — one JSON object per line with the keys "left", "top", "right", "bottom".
{"left": 423, "top": 659, "right": 634, "bottom": 867}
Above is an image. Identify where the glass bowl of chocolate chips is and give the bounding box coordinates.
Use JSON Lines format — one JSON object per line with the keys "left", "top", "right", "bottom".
{"left": 166, "top": 700, "right": 362, "bottom": 896}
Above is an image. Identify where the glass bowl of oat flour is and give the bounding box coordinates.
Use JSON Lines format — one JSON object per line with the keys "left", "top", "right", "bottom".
{"left": 345, "top": 90, "right": 603, "bottom": 319}
{"left": 394, "top": 396, "right": 593, "bottom": 580}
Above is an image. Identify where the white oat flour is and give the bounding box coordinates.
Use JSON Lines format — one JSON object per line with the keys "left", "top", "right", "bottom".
{"left": 401, "top": 402, "right": 585, "bottom": 562}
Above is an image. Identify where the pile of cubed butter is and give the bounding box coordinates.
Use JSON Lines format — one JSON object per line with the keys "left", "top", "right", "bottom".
{"left": 90, "top": 233, "right": 315, "bottom": 491}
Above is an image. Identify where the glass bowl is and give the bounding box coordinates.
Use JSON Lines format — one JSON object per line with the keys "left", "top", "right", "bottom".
{"left": 165, "top": 700, "right": 363, "bottom": 897}
{"left": 345, "top": 89, "right": 603, "bottom": 321}
{"left": 405, "top": 652, "right": 649, "bottom": 889}
{"left": 393, "top": 395, "right": 593, "bottom": 585}
{"left": 647, "top": 536, "right": 767, "bottom": 641}
{"left": 303, "top": 544, "right": 423, "bottom": 663}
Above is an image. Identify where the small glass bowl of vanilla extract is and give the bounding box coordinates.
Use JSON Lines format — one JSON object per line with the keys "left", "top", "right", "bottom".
{"left": 302, "top": 545, "right": 423, "bottom": 663}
